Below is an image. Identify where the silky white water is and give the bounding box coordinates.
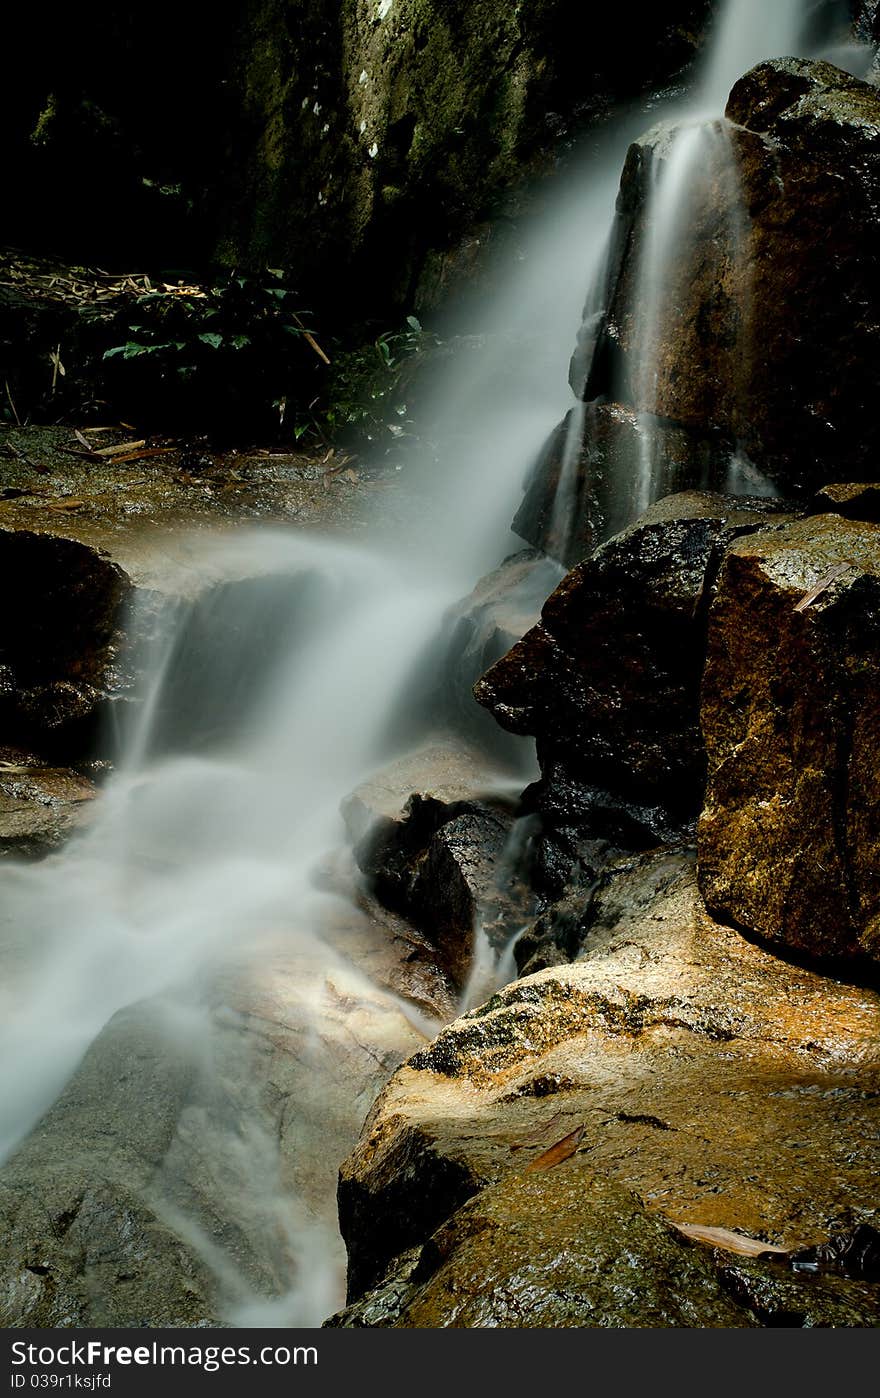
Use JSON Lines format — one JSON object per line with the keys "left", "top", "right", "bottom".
{"left": 0, "top": 0, "right": 871, "bottom": 1326}
{"left": 0, "top": 114, "right": 621, "bottom": 1324}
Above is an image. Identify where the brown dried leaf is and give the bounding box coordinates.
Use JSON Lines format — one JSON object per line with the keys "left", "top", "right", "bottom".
{"left": 95, "top": 439, "right": 146, "bottom": 457}
{"left": 46, "top": 499, "right": 85, "bottom": 511}
{"left": 673, "top": 1223, "right": 789, "bottom": 1257}
{"left": 523, "top": 1124, "right": 585, "bottom": 1173}
{"left": 794, "top": 565, "right": 850, "bottom": 612}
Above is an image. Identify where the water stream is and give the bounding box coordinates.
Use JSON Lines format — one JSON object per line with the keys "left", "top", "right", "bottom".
{"left": 0, "top": 0, "right": 872, "bottom": 1326}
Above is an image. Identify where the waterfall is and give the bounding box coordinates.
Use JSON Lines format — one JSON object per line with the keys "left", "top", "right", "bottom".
{"left": 0, "top": 116, "right": 618, "bottom": 1324}
{"left": 0, "top": 0, "right": 871, "bottom": 1329}
{"left": 544, "top": 0, "right": 874, "bottom": 559}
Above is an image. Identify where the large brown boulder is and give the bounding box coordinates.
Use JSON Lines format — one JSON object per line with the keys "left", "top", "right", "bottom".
{"left": 476, "top": 492, "right": 791, "bottom": 851}
{"left": 530, "top": 57, "right": 880, "bottom": 569}
{"left": 699, "top": 513, "right": 880, "bottom": 965}
{"left": 333, "top": 854, "right": 880, "bottom": 1325}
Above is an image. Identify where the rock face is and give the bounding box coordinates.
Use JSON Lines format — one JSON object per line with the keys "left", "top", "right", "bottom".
{"left": 725, "top": 60, "right": 880, "bottom": 491}
{"left": 334, "top": 854, "right": 880, "bottom": 1326}
{"left": 2, "top": 2, "right": 710, "bottom": 317}
{"left": 699, "top": 513, "right": 880, "bottom": 965}
{"left": 0, "top": 894, "right": 442, "bottom": 1326}
{"left": 476, "top": 493, "right": 791, "bottom": 861}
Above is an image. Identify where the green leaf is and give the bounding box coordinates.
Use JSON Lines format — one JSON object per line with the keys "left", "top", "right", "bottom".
{"left": 230, "top": 334, "right": 251, "bottom": 350}
{"left": 406, "top": 315, "right": 422, "bottom": 333}
{"left": 198, "top": 332, "right": 224, "bottom": 350}
{"left": 103, "top": 346, "right": 127, "bottom": 360}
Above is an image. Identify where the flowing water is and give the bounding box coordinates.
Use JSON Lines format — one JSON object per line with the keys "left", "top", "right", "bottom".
{"left": 0, "top": 0, "right": 873, "bottom": 1326}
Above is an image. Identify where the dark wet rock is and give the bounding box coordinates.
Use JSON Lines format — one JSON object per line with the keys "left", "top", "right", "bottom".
{"left": 714, "top": 1255, "right": 880, "bottom": 1328}
{"left": 513, "top": 402, "right": 733, "bottom": 568}
{"left": 810, "top": 482, "right": 880, "bottom": 523}
{"left": 0, "top": 751, "right": 97, "bottom": 858}
{"left": 477, "top": 493, "right": 794, "bottom": 875}
{"left": 0, "top": 529, "right": 130, "bottom": 755}
{"left": 698, "top": 513, "right": 880, "bottom": 965}
{"left": 387, "top": 551, "right": 560, "bottom": 758}
{"left": 564, "top": 59, "right": 880, "bottom": 504}
{"left": 336, "top": 854, "right": 880, "bottom": 1324}
{"left": 725, "top": 58, "right": 880, "bottom": 477}
{"left": 787, "top": 1223, "right": 880, "bottom": 1283}
{"left": 345, "top": 745, "right": 532, "bottom": 988}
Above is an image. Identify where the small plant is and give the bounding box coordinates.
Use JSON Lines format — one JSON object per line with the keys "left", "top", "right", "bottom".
{"left": 300, "top": 316, "right": 437, "bottom": 453}
{"left": 101, "top": 268, "right": 327, "bottom": 435}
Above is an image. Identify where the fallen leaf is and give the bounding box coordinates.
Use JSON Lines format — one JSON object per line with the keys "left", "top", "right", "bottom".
{"left": 101, "top": 446, "right": 175, "bottom": 466}
{"left": 794, "top": 565, "right": 850, "bottom": 612}
{"left": 95, "top": 439, "right": 146, "bottom": 457}
{"left": 46, "top": 499, "right": 85, "bottom": 511}
{"left": 673, "top": 1224, "right": 790, "bottom": 1258}
{"left": 523, "top": 1125, "right": 585, "bottom": 1173}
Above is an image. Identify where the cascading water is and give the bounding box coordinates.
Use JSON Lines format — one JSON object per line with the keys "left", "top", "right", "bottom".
{"left": 0, "top": 126, "right": 615, "bottom": 1324}
{"left": 0, "top": 0, "right": 873, "bottom": 1329}
{"left": 544, "top": 0, "right": 875, "bottom": 563}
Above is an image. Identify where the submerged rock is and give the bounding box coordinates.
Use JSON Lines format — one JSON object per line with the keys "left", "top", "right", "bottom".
{"left": 699, "top": 513, "right": 880, "bottom": 965}
{"left": 335, "top": 853, "right": 880, "bottom": 1325}
{"left": 345, "top": 743, "right": 533, "bottom": 988}
{"left": 477, "top": 492, "right": 792, "bottom": 864}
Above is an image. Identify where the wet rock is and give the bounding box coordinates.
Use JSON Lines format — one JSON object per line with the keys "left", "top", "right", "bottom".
{"left": 699, "top": 513, "right": 880, "bottom": 965}
{"left": 0, "top": 908, "right": 435, "bottom": 1327}
{"left": 713, "top": 1255, "right": 880, "bottom": 1328}
{"left": 439, "top": 550, "right": 562, "bottom": 743}
{"left": 345, "top": 744, "right": 532, "bottom": 988}
{"left": 386, "top": 551, "right": 559, "bottom": 758}
{"left": 566, "top": 59, "right": 880, "bottom": 504}
{"left": 336, "top": 853, "right": 880, "bottom": 1324}
{"left": 0, "top": 751, "right": 97, "bottom": 858}
{"left": 726, "top": 59, "right": 880, "bottom": 491}
{"left": 513, "top": 402, "right": 733, "bottom": 568}
{"left": 810, "top": 482, "right": 880, "bottom": 523}
{"left": 787, "top": 1222, "right": 880, "bottom": 1282}
{"left": 0, "top": 529, "right": 130, "bottom": 754}
{"left": 0, "top": 1003, "right": 216, "bottom": 1327}
{"left": 477, "top": 492, "right": 793, "bottom": 867}
{"left": 332, "top": 1162, "right": 755, "bottom": 1328}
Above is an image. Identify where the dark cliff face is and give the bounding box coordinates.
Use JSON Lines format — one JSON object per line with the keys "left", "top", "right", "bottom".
{"left": 0, "top": 1, "right": 711, "bottom": 319}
